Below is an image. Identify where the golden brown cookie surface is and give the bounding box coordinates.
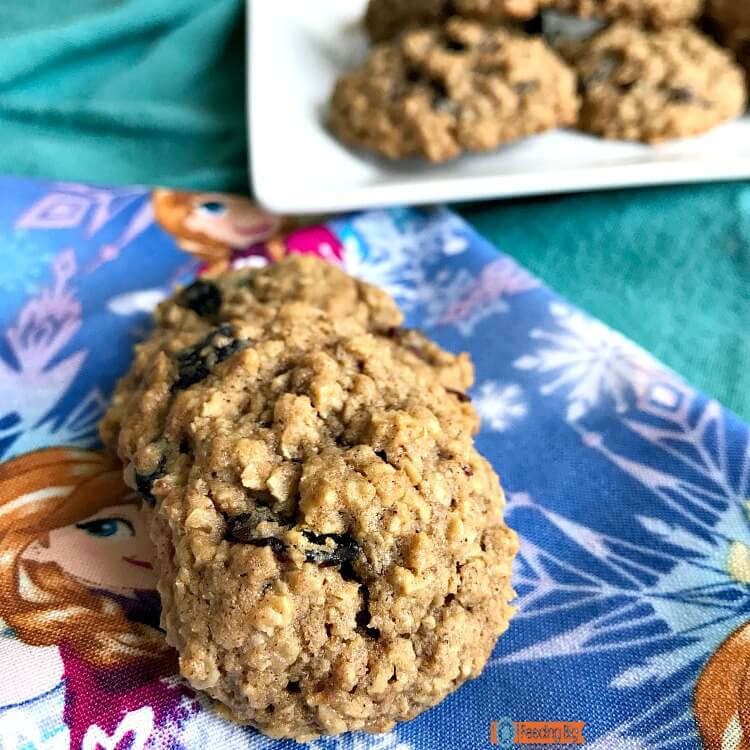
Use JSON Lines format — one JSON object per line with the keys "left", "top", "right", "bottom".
{"left": 330, "top": 18, "right": 579, "bottom": 162}
{"left": 569, "top": 23, "right": 747, "bottom": 143}
{"left": 364, "top": 0, "right": 546, "bottom": 42}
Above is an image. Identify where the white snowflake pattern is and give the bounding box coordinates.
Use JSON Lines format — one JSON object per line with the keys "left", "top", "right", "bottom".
{"left": 585, "top": 686, "right": 697, "bottom": 750}
{"left": 0, "top": 249, "right": 88, "bottom": 454}
{"left": 340, "top": 210, "right": 538, "bottom": 336}
{"left": 421, "top": 257, "right": 538, "bottom": 336}
{"left": 496, "top": 495, "right": 745, "bottom": 750}
{"left": 341, "top": 209, "right": 468, "bottom": 311}
{"left": 493, "top": 389, "right": 750, "bottom": 749}
{"left": 420, "top": 268, "right": 502, "bottom": 335}
{"left": 9, "top": 388, "right": 109, "bottom": 456}
{"left": 514, "top": 302, "right": 673, "bottom": 422}
{"left": 473, "top": 382, "right": 528, "bottom": 432}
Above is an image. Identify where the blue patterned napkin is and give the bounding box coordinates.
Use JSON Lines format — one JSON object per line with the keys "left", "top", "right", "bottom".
{"left": 1, "top": 176, "right": 746, "bottom": 750}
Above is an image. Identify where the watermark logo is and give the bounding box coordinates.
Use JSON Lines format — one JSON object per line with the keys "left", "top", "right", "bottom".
{"left": 490, "top": 718, "right": 517, "bottom": 748}
{"left": 490, "top": 720, "right": 586, "bottom": 746}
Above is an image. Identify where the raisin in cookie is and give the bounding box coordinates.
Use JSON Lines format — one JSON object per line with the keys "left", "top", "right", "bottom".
{"left": 364, "top": 0, "right": 546, "bottom": 41}
{"left": 570, "top": 23, "right": 747, "bottom": 143}
{"left": 705, "top": 1, "right": 750, "bottom": 83}
{"left": 330, "top": 17, "right": 579, "bottom": 162}
{"left": 101, "top": 255, "right": 518, "bottom": 741}
{"left": 548, "top": 0, "right": 702, "bottom": 28}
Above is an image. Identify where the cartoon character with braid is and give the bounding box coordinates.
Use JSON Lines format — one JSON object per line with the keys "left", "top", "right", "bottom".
{"left": 0, "top": 447, "right": 193, "bottom": 748}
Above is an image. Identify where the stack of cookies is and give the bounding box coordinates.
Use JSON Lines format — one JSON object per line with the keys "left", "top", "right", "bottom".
{"left": 328, "top": 0, "right": 749, "bottom": 161}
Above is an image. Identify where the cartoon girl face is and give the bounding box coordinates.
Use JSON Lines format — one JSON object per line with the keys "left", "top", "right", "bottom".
{"left": 184, "top": 193, "right": 280, "bottom": 249}
{"left": 23, "top": 502, "right": 155, "bottom": 593}
{"left": 151, "top": 188, "right": 281, "bottom": 265}
{"left": 0, "top": 448, "right": 187, "bottom": 747}
{"left": 0, "top": 448, "right": 171, "bottom": 669}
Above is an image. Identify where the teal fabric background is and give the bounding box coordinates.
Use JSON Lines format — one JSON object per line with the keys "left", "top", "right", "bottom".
{"left": 460, "top": 185, "right": 750, "bottom": 421}
{"left": 0, "top": 0, "right": 748, "bottom": 418}
{"left": 0, "top": 1, "right": 247, "bottom": 191}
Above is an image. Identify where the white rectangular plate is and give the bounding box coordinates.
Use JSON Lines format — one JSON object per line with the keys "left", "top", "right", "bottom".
{"left": 249, "top": 0, "right": 750, "bottom": 214}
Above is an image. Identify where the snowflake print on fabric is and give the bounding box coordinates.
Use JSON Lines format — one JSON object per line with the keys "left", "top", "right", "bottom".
{"left": 16, "top": 191, "right": 93, "bottom": 231}
{"left": 589, "top": 381, "right": 750, "bottom": 539}
{"left": 495, "top": 383, "right": 750, "bottom": 749}
{"left": 514, "top": 302, "right": 674, "bottom": 422}
{"left": 336, "top": 208, "right": 469, "bottom": 311}
{"left": 585, "top": 687, "right": 699, "bottom": 750}
{"left": 338, "top": 208, "right": 538, "bottom": 336}
{"left": 85, "top": 201, "right": 153, "bottom": 273}
{"left": 501, "top": 490, "right": 749, "bottom": 673}
{"left": 497, "top": 493, "right": 745, "bottom": 750}
{"left": 15, "top": 182, "right": 154, "bottom": 274}
{"left": 473, "top": 382, "right": 527, "bottom": 432}
{"left": 0, "top": 249, "right": 86, "bottom": 456}
{"left": 0, "top": 231, "right": 54, "bottom": 294}
{"left": 7, "top": 389, "right": 108, "bottom": 457}
{"left": 16, "top": 183, "right": 144, "bottom": 235}
{"left": 422, "top": 258, "right": 539, "bottom": 336}
{"left": 3, "top": 189, "right": 750, "bottom": 750}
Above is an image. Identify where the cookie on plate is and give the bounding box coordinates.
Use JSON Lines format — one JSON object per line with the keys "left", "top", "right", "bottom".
{"left": 101, "top": 255, "right": 518, "bottom": 741}
{"left": 330, "top": 17, "right": 579, "bottom": 162}
{"left": 547, "top": 0, "right": 702, "bottom": 28}
{"left": 569, "top": 23, "right": 747, "bottom": 143}
{"left": 705, "top": 1, "right": 750, "bottom": 82}
{"left": 364, "top": 0, "right": 546, "bottom": 42}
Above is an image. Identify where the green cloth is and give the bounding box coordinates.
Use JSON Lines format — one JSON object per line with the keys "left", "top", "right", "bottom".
{"left": 458, "top": 185, "right": 750, "bottom": 419}
{"left": 1, "top": 2, "right": 748, "bottom": 419}
{"left": 0, "top": 0, "right": 247, "bottom": 192}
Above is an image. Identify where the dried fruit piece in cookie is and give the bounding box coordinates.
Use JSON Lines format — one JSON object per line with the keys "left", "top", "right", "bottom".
{"left": 364, "top": 0, "right": 548, "bottom": 42}
{"left": 330, "top": 17, "right": 579, "bottom": 162}
{"left": 101, "top": 255, "right": 517, "bottom": 741}
{"left": 134, "top": 455, "right": 166, "bottom": 506}
{"left": 570, "top": 23, "right": 747, "bottom": 143}
{"left": 548, "top": 0, "right": 702, "bottom": 28}
{"left": 172, "top": 323, "right": 250, "bottom": 391}
{"left": 177, "top": 279, "right": 222, "bottom": 318}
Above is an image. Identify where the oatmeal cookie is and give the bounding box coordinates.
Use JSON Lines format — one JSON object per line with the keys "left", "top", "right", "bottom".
{"left": 364, "top": 0, "right": 547, "bottom": 42}
{"left": 548, "top": 0, "right": 702, "bottom": 28}
{"left": 330, "top": 17, "right": 579, "bottom": 162}
{"left": 570, "top": 23, "right": 747, "bottom": 143}
{"left": 101, "top": 255, "right": 518, "bottom": 741}
{"left": 705, "top": 1, "right": 750, "bottom": 82}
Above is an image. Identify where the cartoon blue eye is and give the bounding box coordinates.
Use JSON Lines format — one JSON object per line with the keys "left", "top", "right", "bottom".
{"left": 75, "top": 517, "right": 135, "bottom": 538}
{"left": 198, "top": 200, "right": 227, "bottom": 216}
